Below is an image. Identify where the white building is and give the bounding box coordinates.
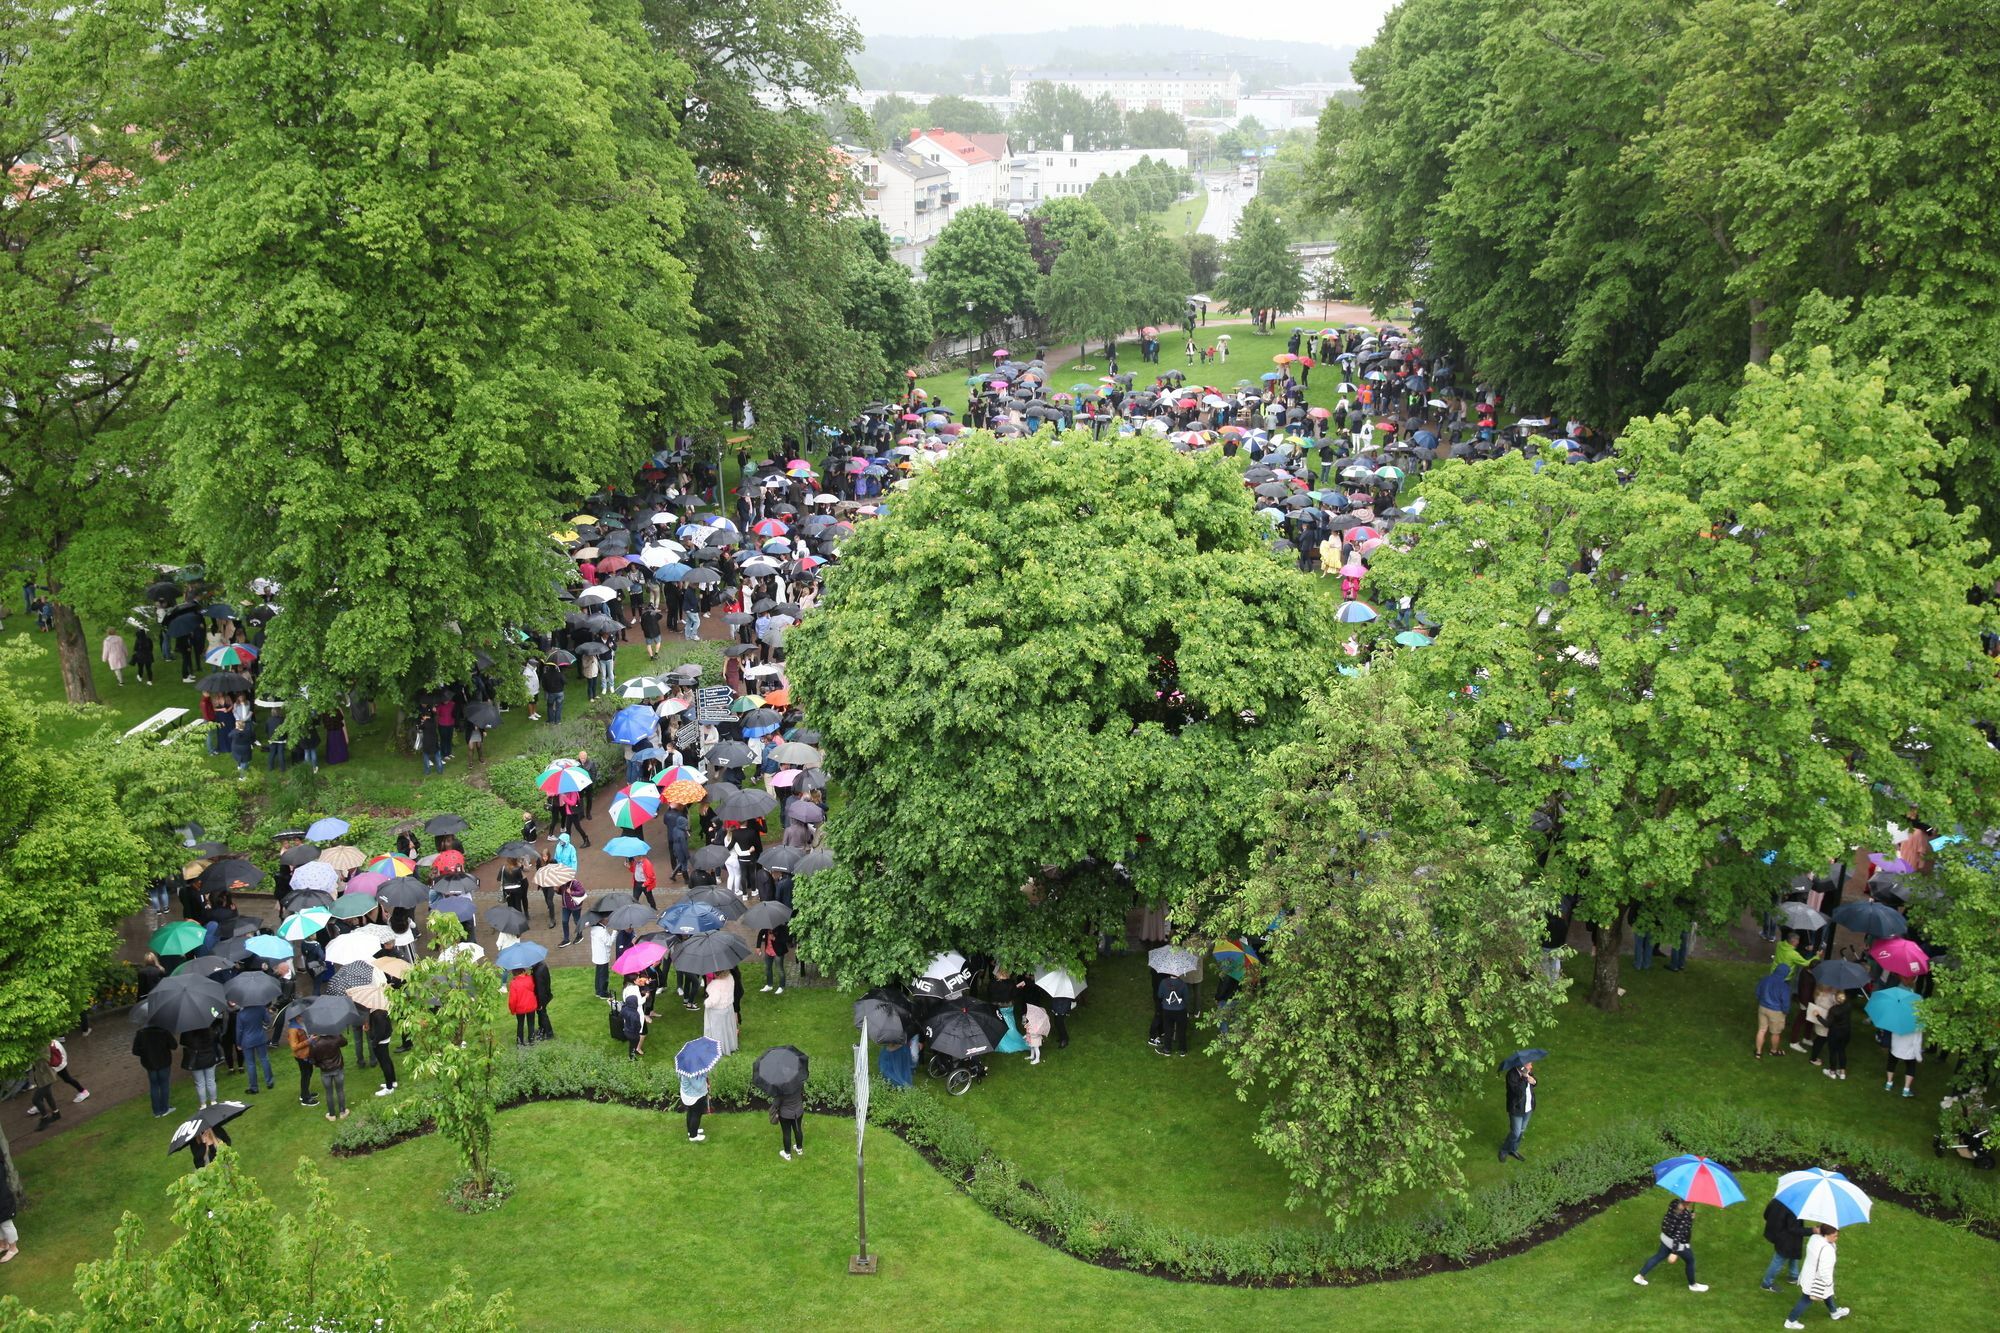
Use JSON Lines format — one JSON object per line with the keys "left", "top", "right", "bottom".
{"left": 1008, "top": 70, "right": 1241, "bottom": 116}
{"left": 1234, "top": 83, "right": 1357, "bottom": 133}
{"left": 905, "top": 129, "right": 1012, "bottom": 216}
{"left": 1005, "top": 136, "right": 1191, "bottom": 213}
{"left": 838, "top": 142, "right": 950, "bottom": 261}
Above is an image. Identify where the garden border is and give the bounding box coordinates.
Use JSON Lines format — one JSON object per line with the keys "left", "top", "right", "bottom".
{"left": 329, "top": 1040, "right": 2000, "bottom": 1288}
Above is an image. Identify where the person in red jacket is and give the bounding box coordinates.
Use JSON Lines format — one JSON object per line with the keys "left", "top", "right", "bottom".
{"left": 629, "top": 854, "right": 657, "bottom": 909}
{"left": 506, "top": 969, "right": 538, "bottom": 1047}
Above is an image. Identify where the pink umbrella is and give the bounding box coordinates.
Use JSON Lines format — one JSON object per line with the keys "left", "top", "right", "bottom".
{"left": 769, "top": 769, "right": 801, "bottom": 789}
{"left": 1868, "top": 854, "right": 1914, "bottom": 874}
{"left": 992, "top": 348, "right": 1010, "bottom": 359}
{"left": 1868, "top": 937, "right": 1930, "bottom": 977}
{"left": 347, "top": 871, "right": 388, "bottom": 896}
{"left": 1340, "top": 562, "right": 1369, "bottom": 578}
{"left": 613, "top": 941, "right": 667, "bottom": 975}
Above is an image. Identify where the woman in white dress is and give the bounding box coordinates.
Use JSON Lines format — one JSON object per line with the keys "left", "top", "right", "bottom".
{"left": 703, "top": 971, "right": 738, "bottom": 1056}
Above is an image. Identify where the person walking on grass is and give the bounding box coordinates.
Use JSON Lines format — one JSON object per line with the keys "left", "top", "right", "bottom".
{"left": 1761, "top": 1192, "right": 1808, "bottom": 1292}
{"left": 101, "top": 629, "right": 129, "bottom": 685}
{"left": 133, "top": 1024, "right": 177, "bottom": 1118}
{"left": 181, "top": 1021, "right": 220, "bottom": 1110}
{"left": 235, "top": 1000, "right": 273, "bottom": 1096}
{"left": 772, "top": 1079, "right": 804, "bottom": 1161}
{"left": 367, "top": 1004, "right": 397, "bottom": 1097}
{"left": 507, "top": 968, "right": 538, "bottom": 1047}
{"left": 1632, "top": 1198, "right": 1708, "bottom": 1292}
{"left": 681, "top": 1064, "right": 710, "bottom": 1142}
{"left": 1784, "top": 1226, "right": 1849, "bottom": 1327}
{"left": 286, "top": 1015, "right": 319, "bottom": 1108}
{"left": 1500, "top": 1057, "right": 1536, "bottom": 1162}
{"left": 1755, "top": 963, "right": 1794, "bottom": 1060}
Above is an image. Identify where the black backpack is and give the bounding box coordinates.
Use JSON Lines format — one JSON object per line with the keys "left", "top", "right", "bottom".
{"left": 620, "top": 996, "right": 643, "bottom": 1040}
{"left": 1160, "top": 982, "right": 1188, "bottom": 1012}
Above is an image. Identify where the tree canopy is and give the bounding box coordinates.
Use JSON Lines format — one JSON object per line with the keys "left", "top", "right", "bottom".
{"left": 1212, "top": 199, "right": 1305, "bottom": 328}
{"left": 1366, "top": 351, "right": 2000, "bottom": 1009}
{"left": 787, "top": 435, "right": 1335, "bottom": 984}
{"left": 924, "top": 205, "right": 1038, "bottom": 338}
{"left": 1185, "top": 669, "right": 1563, "bottom": 1214}
{"left": 98, "top": 0, "right": 718, "bottom": 717}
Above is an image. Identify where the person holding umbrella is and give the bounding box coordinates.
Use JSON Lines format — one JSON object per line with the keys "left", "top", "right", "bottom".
{"left": 507, "top": 968, "right": 538, "bottom": 1047}
{"left": 754, "top": 1046, "right": 809, "bottom": 1161}
{"left": 309, "top": 1025, "right": 349, "bottom": 1121}
{"left": 1632, "top": 1198, "right": 1708, "bottom": 1292}
{"left": 233, "top": 994, "right": 274, "bottom": 1096}
{"left": 677, "top": 1037, "right": 719, "bottom": 1142}
{"left": 1499, "top": 1050, "right": 1545, "bottom": 1162}
{"left": 1869, "top": 980, "right": 1923, "bottom": 1096}
{"left": 703, "top": 970, "right": 738, "bottom": 1056}
{"left": 181, "top": 1018, "right": 221, "bottom": 1110}
{"left": 1761, "top": 1191, "right": 1809, "bottom": 1292}
{"left": 132, "top": 1022, "right": 178, "bottom": 1117}
{"left": 188, "top": 1122, "right": 232, "bottom": 1170}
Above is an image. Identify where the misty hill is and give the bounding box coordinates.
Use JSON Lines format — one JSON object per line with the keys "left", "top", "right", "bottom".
{"left": 855, "top": 26, "right": 1356, "bottom": 95}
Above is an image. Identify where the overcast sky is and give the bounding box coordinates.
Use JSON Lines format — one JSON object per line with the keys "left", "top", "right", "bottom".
{"left": 839, "top": 0, "right": 1398, "bottom": 49}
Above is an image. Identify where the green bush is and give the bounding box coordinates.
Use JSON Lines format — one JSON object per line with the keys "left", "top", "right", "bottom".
{"left": 330, "top": 1036, "right": 2000, "bottom": 1282}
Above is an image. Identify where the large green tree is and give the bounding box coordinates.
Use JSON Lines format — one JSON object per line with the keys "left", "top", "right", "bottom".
{"left": 1367, "top": 351, "right": 2000, "bottom": 1010}
{"left": 787, "top": 436, "right": 1335, "bottom": 983}
{"left": 1122, "top": 107, "right": 1187, "bottom": 149}
{"left": 1122, "top": 219, "right": 1194, "bottom": 332}
{"left": 100, "top": 0, "right": 717, "bottom": 716}
{"left": 923, "top": 205, "right": 1037, "bottom": 342}
{"left": 839, "top": 220, "right": 934, "bottom": 377}
{"left": 1037, "top": 230, "right": 1128, "bottom": 353}
{"left": 1213, "top": 199, "right": 1305, "bottom": 330}
{"left": 1185, "top": 670, "right": 1563, "bottom": 1214}
{"left": 0, "top": 4, "right": 165, "bottom": 704}
{"left": 923, "top": 94, "right": 1002, "bottom": 134}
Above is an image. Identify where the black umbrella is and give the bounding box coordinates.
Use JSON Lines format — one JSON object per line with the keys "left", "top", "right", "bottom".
{"left": 545, "top": 648, "right": 578, "bottom": 667}
{"left": 498, "top": 840, "right": 538, "bottom": 861}
{"left": 685, "top": 567, "right": 722, "bottom": 586}
{"left": 854, "top": 987, "right": 914, "bottom": 1044}
{"left": 432, "top": 873, "right": 480, "bottom": 897}
{"left": 378, "top": 879, "right": 427, "bottom": 911}
{"left": 145, "top": 579, "right": 179, "bottom": 602}
{"left": 608, "top": 902, "right": 658, "bottom": 932}
{"left": 723, "top": 643, "right": 757, "bottom": 658}
{"left": 739, "top": 901, "right": 792, "bottom": 930}
{"left": 922, "top": 1001, "right": 1007, "bottom": 1059}
{"left": 166, "top": 611, "right": 204, "bottom": 641}
{"left": 793, "top": 769, "right": 830, "bottom": 794}
{"left": 132, "top": 975, "right": 228, "bottom": 1032}
{"left": 671, "top": 930, "right": 752, "bottom": 975}
{"left": 751, "top": 1045, "right": 810, "bottom": 1097}
{"left": 1832, "top": 899, "right": 1906, "bottom": 938}
{"left": 1813, "top": 959, "right": 1872, "bottom": 991}
{"left": 197, "top": 671, "right": 252, "bottom": 694}
{"left": 223, "top": 916, "right": 266, "bottom": 939}
{"left": 757, "top": 846, "right": 805, "bottom": 873}
{"left": 432, "top": 893, "right": 476, "bottom": 929}
{"left": 690, "top": 843, "right": 731, "bottom": 871}
{"left": 586, "top": 892, "right": 626, "bottom": 919}
{"left": 577, "top": 640, "right": 613, "bottom": 656}
{"left": 172, "top": 955, "right": 235, "bottom": 980}
{"left": 283, "top": 889, "right": 336, "bottom": 914}
{"left": 1498, "top": 1048, "right": 1548, "bottom": 1072}
{"left": 279, "top": 843, "right": 322, "bottom": 869}
{"left": 201, "top": 858, "right": 266, "bottom": 893}
{"left": 325, "top": 961, "right": 382, "bottom": 995}
{"left": 465, "top": 701, "right": 501, "bottom": 730}
{"left": 484, "top": 905, "right": 530, "bottom": 935}
{"left": 680, "top": 888, "right": 746, "bottom": 921}
{"left": 224, "top": 972, "right": 283, "bottom": 1008}
{"left": 285, "top": 994, "right": 362, "bottom": 1034}
{"left": 718, "top": 790, "right": 778, "bottom": 822}
{"left": 167, "top": 1100, "right": 249, "bottom": 1155}
{"left": 794, "top": 849, "right": 834, "bottom": 876}
{"left": 707, "top": 741, "right": 753, "bottom": 768}
{"left": 424, "top": 813, "right": 469, "bottom": 836}
{"left": 784, "top": 799, "right": 825, "bottom": 826}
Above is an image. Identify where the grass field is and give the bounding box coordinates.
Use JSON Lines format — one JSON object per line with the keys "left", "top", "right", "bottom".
{"left": 1156, "top": 188, "right": 1208, "bottom": 237}
{"left": 6, "top": 955, "right": 1995, "bottom": 1327}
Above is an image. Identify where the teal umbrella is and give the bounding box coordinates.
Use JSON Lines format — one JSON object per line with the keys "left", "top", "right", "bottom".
{"left": 1394, "top": 630, "right": 1433, "bottom": 648}
{"left": 149, "top": 920, "right": 206, "bottom": 955}
{"left": 279, "top": 907, "right": 331, "bottom": 940}
{"left": 1864, "top": 986, "right": 1921, "bottom": 1035}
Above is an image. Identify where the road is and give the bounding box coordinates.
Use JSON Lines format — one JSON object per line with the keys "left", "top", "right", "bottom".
{"left": 1197, "top": 170, "right": 1255, "bottom": 242}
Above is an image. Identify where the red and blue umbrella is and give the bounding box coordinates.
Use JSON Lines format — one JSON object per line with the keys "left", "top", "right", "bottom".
{"left": 1653, "top": 1155, "right": 1744, "bottom": 1207}
{"left": 750, "top": 518, "right": 788, "bottom": 537}
{"left": 204, "top": 643, "right": 259, "bottom": 668}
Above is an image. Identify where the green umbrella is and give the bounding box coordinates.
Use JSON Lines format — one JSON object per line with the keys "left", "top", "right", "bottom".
{"left": 330, "top": 892, "right": 378, "bottom": 920}
{"left": 150, "top": 920, "right": 206, "bottom": 955}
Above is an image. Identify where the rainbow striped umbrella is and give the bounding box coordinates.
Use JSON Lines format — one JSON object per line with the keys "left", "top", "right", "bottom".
{"left": 610, "top": 782, "right": 663, "bottom": 829}
{"left": 536, "top": 761, "right": 592, "bottom": 795}
{"left": 661, "top": 765, "right": 704, "bottom": 786}
{"left": 1653, "top": 1155, "right": 1744, "bottom": 1207}
{"left": 204, "top": 643, "right": 260, "bottom": 668}
{"left": 363, "top": 854, "right": 414, "bottom": 879}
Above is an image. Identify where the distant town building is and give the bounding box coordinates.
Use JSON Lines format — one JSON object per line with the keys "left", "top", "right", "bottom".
{"left": 1233, "top": 82, "right": 1357, "bottom": 132}
{"left": 1007, "top": 70, "right": 1242, "bottom": 116}
{"left": 836, "top": 141, "right": 950, "bottom": 260}
{"left": 1005, "top": 135, "right": 1191, "bottom": 213}
{"left": 905, "top": 129, "right": 1012, "bottom": 215}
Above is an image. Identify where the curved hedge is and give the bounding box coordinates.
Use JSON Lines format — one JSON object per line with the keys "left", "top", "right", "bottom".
{"left": 331, "top": 1039, "right": 2000, "bottom": 1285}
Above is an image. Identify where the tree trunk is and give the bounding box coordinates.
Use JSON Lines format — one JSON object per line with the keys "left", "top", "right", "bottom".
{"left": 53, "top": 601, "right": 101, "bottom": 705}
{"left": 1587, "top": 919, "right": 1624, "bottom": 1012}
{"left": 1747, "top": 296, "right": 1771, "bottom": 365}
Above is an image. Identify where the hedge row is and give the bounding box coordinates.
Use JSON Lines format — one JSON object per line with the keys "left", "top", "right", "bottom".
{"left": 331, "top": 1039, "right": 2000, "bottom": 1285}
{"left": 252, "top": 775, "right": 523, "bottom": 868}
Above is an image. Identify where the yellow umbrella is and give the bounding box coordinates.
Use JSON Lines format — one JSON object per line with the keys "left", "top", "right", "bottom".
{"left": 568, "top": 513, "right": 598, "bottom": 526}
{"left": 549, "top": 529, "right": 578, "bottom": 542}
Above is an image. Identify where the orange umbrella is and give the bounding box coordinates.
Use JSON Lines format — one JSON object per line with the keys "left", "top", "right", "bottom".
{"left": 662, "top": 779, "right": 707, "bottom": 806}
{"left": 763, "top": 686, "right": 791, "bottom": 707}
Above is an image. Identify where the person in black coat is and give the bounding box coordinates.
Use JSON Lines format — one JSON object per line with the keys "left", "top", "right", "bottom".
{"left": 1761, "top": 1195, "right": 1809, "bottom": 1290}
{"left": 530, "top": 960, "right": 555, "bottom": 1041}
{"left": 133, "top": 1025, "right": 178, "bottom": 1117}
{"left": 1500, "top": 1060, "right": 1536, "bottom": 1161}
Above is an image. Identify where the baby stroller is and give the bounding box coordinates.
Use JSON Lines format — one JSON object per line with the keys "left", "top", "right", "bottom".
{"left": 920, "top": 1000, "right": 1006, "bottom": 1097}
{"left": 1935, "top": 1089, "right": 1995, "bottom": 1169}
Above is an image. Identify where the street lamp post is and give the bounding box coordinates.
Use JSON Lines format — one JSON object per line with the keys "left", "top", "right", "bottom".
{"left": 965, "top": 300, "right": 978, "bottom": 377}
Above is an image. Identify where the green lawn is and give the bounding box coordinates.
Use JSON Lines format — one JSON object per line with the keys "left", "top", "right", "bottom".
{"left": 8, "top": 959, "right": 1995, "bottom": 1327}
{"left": 1156, "top": 188, "right": 1208, "bottom": 237}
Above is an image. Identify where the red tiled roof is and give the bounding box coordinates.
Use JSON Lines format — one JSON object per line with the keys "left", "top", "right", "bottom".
{"left": 909, "top": 129, "right": 996, "bottom": 165}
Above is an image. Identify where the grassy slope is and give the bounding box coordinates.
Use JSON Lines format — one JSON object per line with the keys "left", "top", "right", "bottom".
{"left": 8, "top": 960, "right": 1994, "bottom": 1328}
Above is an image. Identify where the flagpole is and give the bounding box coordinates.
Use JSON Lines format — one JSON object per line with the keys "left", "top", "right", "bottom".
{"left": 849, "top": 1035, "right": 877, "bottom": 1274}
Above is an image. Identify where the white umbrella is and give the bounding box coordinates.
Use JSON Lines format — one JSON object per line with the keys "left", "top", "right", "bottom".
{"left": 1773, "top": 1169, "right": 1873, "bottom": 1227}
{"left": 350, "top": 922, "right": 396, "bottom": 946}
{"left": 324, "top": 933, "right": 381, "bottom": 967}
{"left": 440, "top": 941, "right": 485, "bottom": 963}
{"left": 577, "top": 586, "right": 617, "bottom": 603}
{"left": 290, "top": 861, "right": 340, "bottom": 895}
{"left": 318, "top": 845, "right": 366, "bottom": 872}
{"left": 1034, "top": 967, "right": 1086, "bottom": 1000}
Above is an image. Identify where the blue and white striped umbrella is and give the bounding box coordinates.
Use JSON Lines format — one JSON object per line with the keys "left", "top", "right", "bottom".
{"left": 1773, "top": 1169, "right": 1872, "bottom": 1227}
